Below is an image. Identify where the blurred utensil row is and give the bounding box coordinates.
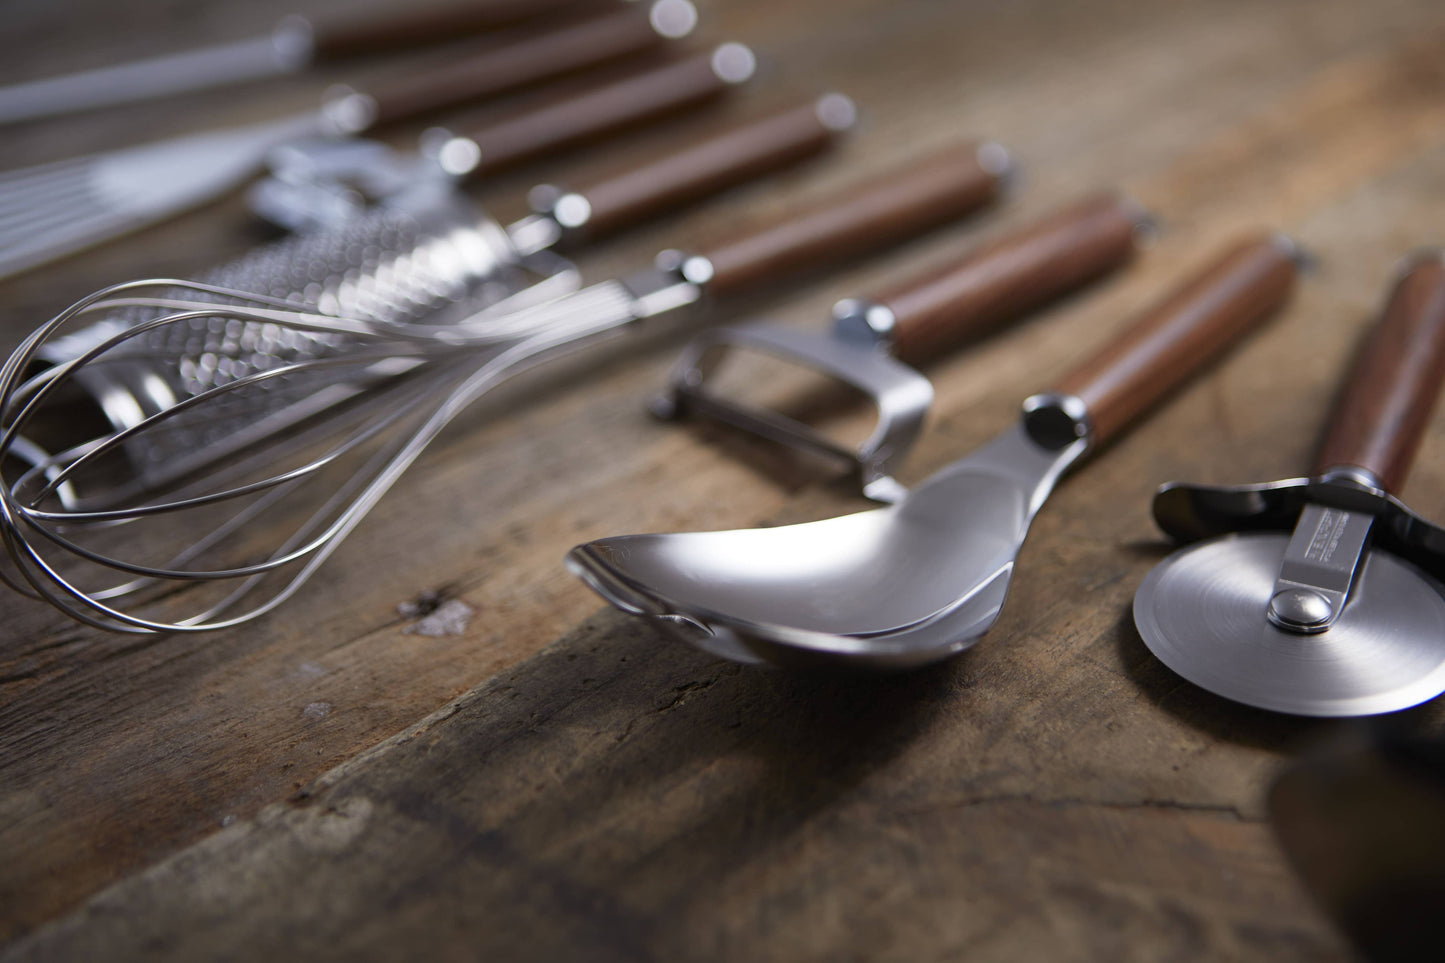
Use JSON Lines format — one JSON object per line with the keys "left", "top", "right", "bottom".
{"left": 0, "top": 0, "right": 645, "bottom": 125}
{"left": 0, "top": 0, "right": 757, "bottom": 279}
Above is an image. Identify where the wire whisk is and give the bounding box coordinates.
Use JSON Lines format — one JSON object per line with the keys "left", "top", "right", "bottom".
{"left": 0, "top": 278, "right": 590, "bottom": 634}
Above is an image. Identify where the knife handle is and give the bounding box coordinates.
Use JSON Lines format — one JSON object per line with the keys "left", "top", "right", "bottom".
{"left": 695, "top": 142, "right": 1011, "bottom": 299}
{"left": 1049, "top": 233, "right": 1299, "bottom": 447}
{"left": 437, "top": 45, "right": 755, "bottom": 180}
{"left": 1313, "top": 252, "right": 1445, "bottom": 492}
{"left": 330, "top": 1, "right": 694, "bottom": 132}
{"left": 306, "top": 0, "right": 609, "bottom": 61}
{"left": 868, "top": 192, "right": 1146, "bottom": 366}
{"left": 547, "top": 93, "right": 856, "bottom": 240}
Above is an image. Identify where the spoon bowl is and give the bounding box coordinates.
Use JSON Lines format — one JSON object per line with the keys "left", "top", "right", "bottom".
{"left": 567, "top": 423, "right": 1085, "bottom": 668}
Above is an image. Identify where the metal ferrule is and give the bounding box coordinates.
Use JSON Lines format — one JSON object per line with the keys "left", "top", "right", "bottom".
{"left": 1269, "top": 231, "right": 1317, "bottom": 274}
{"left": 831, "top": 298, "right": 897, "bottom": 351}
{"left": 620, "top": 250, "right": 706, "bottom": 319}
{"left": 1118, "top": 193, "right": 1161, "bottom": 244}
{"left": 270, "top": 15, "right": 317, "bottom": 69}
{"left": 1393, "top": 245, "right": 1445, "bottom": 278}
{"left": 319, "top": 86, "right": 378, "bottom": 136}
{"left": 428, "top": 130, "right": 485, "bottom": 179}
{"left": 974, "top": 141, "right": 1017, "bottom": 189}
{"left": 1316, "top": 465, "right": 1386, "bottom": 494}
{"left": 505, "top": 183, "right": 593, "bottom": 257}
{"left": 1020, "top": 392, "right": 1093, "bottom": 451}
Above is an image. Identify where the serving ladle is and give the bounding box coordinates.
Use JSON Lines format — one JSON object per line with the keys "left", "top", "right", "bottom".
{"left": 569, "top": 233, "right": 1303, "bottom": 668}
{"left": 1134, "top": 251, "right": 1445, "bottom": 716}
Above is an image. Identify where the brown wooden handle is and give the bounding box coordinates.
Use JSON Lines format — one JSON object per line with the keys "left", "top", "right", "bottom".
{"left": 307, "top": 0, "right": 608, "bottom": 60}
{"left": 878, "top": 192, "right": 1145, "bottom": 366}
{"left": 350, "top": 3, "right": 682, "bottom": 129}
{"left": 449, "top": 46, "right": 751, "bottom": 179}
{"left": 697, "top": 142, "right": 1010, "bottom": 299}
{"left": 1313, "top": 253, "right": 1445, "bottom": 491}
{"left": 1053, "top": 233, "right": 1299, "bottom": 446}
{"left": 563, "top": 93, "right": 855, "bottom": 239}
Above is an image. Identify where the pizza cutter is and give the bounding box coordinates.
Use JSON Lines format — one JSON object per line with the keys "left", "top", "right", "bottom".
{"left": 569, "top": 232, "right": 1302, "bottom": 668}
{"left": 651, "top": 192, "right": 1151, "bottom": 501}
{"left": 1134, "top": 251, "right": 1445, "bottom": 716}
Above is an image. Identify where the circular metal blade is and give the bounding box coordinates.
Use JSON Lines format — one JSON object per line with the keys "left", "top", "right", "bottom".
{"left": 1134, "top": 533, "right": 1445, "bottom": 716}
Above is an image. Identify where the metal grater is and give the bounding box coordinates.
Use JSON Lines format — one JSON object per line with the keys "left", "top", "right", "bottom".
{"left": 34, "top": 181, "right": 559, "bottom": 487}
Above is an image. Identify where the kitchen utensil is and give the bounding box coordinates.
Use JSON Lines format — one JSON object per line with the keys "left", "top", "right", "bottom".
{"left": 0, "top": 141, "right": 1010, "bottom": 633}
{"left": 0, "top": 0, "right": 619, "bottom": 126}
{"left": 14, "top": 90, "right": 851, "bottom": 497}
{"left": 653, "top": 192, "right": 1149, "bottom": 501}
{"left": 250, "top": 43, "right": 762, "bottom": 233}
{"left": 0, "top": 0, "right": 696, "bottom": 280}
{"left": 568, "top": 233, "right": 1302, "bottom": 668}
{"left": 1134, "top": 252, "right": 1445, "bottom": 716}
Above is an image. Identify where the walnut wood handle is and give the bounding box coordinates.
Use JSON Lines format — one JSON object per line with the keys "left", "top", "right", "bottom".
{"left": 696, "top": 142, "right": 1011, "bottom": 299}
{"left": 1053, "top": 233, "right": 1299, "bottom": 446}
{"left": 877, "top": 192, "right": 1146, "bottom": 366}
{"left": 444, "top": 46, "right": 752, "bottom": 180}
{"left": 306, "top": 0, "right": 608, "bottom": 60}
{"left": 1313, "top": 252, "right": 1445, "bottom": 491}
{"left": 343, "top": 2, "right": 686, "bottom": 130}
{"left": 562, "top": 93, "right": 856, "bottom": 239}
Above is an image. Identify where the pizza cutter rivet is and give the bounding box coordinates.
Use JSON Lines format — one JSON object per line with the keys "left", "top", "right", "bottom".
{"left": 1267, "top": 588, "right": 1334, "bottom": 633}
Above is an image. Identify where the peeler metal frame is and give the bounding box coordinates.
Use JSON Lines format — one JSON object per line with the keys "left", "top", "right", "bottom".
{"left": 651, "top": 299, "right": 934, "bottom": 504}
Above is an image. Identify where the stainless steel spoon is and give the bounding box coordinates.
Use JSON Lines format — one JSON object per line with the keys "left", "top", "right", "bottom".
{"left": 1134, "top": 251, "right": 1445, "bottom": 716}
{"left": 568, "top": 233, "right": 1303, "bottom": 668}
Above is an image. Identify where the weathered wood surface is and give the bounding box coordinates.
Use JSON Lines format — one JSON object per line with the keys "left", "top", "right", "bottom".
{"left": 4, "top": 0, "right": 1445, "bottom": 957}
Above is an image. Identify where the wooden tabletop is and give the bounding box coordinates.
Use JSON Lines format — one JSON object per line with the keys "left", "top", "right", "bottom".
{"left": 4, "top": 0, "right": 1445, "bottom": 958}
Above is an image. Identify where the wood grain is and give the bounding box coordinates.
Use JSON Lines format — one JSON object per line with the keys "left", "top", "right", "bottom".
{"left": 5, "top": 0, "right": 1445, "bottom": 957}
{"left": 883, "top": 192, "right": 1143, "bottom": 366}
{"left": 1054, "top": 235, "right": 1299, "bottom": 446}
{"left": 571, "top": 97, "right": 849, "bottom": 239}
{"left": 365, "top": 4, "right": 677, "bottom": 128}
{"left": 1312, "top": 253, "right": 1445, "bottom": 490}
{"left": 700, "top": 143, "right": 1003, "bottom": 297}
{"left": 456, "top": 51, "right": 740, "bottom": 179}
{"left": 309, "top": 0, "right": 607, "bottom": 61}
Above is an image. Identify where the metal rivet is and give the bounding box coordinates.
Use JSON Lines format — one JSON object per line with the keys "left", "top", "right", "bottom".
{"left": 1267, "top": 589, "right": 1333, "bottom": 633}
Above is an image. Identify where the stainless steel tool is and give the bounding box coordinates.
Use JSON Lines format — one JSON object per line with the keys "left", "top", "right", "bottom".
{"left": 653, "top": 192, "right": 1150, "bottom": 501}
{"left": 14, "top": 92, "right": 851, "bottom": 497}
{"left": 568, "top": 233, "right": 1303, "bottom": 669}
{"left": 0, "top": 141, "right": 1009, "bottom": 633}
{"left": 1134, "top": 252, "right": 1445, "bottom": 716}
{"left": 0, "top": 0, "right": 697, "bottom": 280}
{"left": 0, "top": 0, "right": 621, "bottom": 126}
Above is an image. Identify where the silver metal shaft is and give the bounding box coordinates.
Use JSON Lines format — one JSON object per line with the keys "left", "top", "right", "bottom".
{"left": 0, "top": 32, "right": 310, "bottom": 126}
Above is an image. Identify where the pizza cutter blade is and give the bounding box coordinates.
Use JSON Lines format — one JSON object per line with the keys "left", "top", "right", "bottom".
{"left": 1133, "top": 250, "right": 1445, "bottom": 716}
{"left": 1134, "top": 533, "right": 1445, "bottom": 716}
